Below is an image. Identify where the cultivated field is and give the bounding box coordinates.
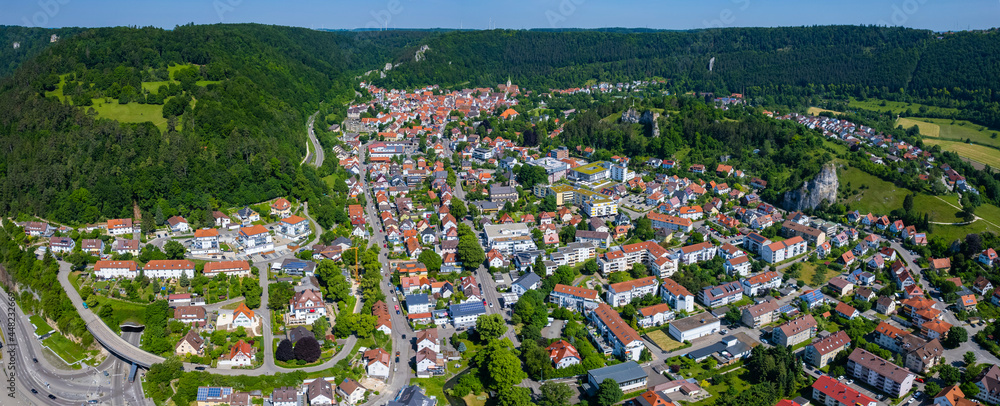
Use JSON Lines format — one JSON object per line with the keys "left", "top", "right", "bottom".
{"left": 848, "top": 97, "right": 960, "bottom": 115}
{"left": 807, "top": 107, "right": 842, "bottom": 116}
{"left": 896, "top": 117, "right": 1000, "bottom": 147}
{"left": 922, "top": 139, "right": 1000, "bottom": 169}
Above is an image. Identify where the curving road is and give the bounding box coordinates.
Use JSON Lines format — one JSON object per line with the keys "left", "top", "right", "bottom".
{"left": 306, "top": 111, "right": 324, "bottom": 168}
{"left": 0, "top": 288, "right": 146, "bottom": 406}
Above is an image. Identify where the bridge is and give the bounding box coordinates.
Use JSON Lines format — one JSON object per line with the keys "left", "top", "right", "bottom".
{"left": 58, "top": 261, "right": 165, "bottom": 369}
{"left": 84, "top": 319, "right": 164, "bottom": 368}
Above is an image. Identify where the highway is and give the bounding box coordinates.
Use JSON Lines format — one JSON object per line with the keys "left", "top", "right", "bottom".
{"left": 0, "top": 288, "right": 146, "bottom": 405}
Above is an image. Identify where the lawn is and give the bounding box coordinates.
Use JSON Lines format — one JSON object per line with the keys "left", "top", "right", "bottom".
{"left": 97, "top": 297, "right": 148, "bottom": 332}
{"left": 29, "top": 315, "right": 53, "bottom": 336}
{"left": 897, "top": 117, "right": 1000, "bottom": 147}
{"left": 799, "top": 262, "right": 836, "bottom": 288}
{"left": 43, "top": 332, "right": 90, "bottom": 365}
{"left": 689, "top": 371, "right": 752, "bottom": 406}
{"left": 462, "top": 393, "right": 488, "bottom": 406}
{"left": 922, "top": 139, "right": 1000, "bottom": 169}
{"left": 807, "top": 107, "right": 842, "bottom": 116}
{"left": 410, "top": 375, "right": 449, "bottom": 402}
{"left": 848, "top": 97, "right": 960, "bottom": 116}
{"left": 645, "top": 329, "right": 686, "bottom": 352}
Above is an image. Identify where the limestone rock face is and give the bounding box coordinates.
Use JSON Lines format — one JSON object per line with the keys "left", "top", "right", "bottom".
{"left": 783, "top": 163, "right": 838, "bottom": 211}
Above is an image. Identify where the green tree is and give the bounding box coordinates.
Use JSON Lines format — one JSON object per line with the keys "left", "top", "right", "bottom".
{"left": 943, "top": 326, "right": 968, "bottom": 348}
{"left": 634, "top": 216, "right": 654, "bottom": 240}
{"left": 499, "top": 387, "right": 534, "bottom": 406}
{"left": 476, "top": 314, "right": 507, "bottom": 341}
{"left": 418, "top": 250, "right": 442, "bottom": 272}
{"left": 164, "top": 241, "right": 186, "bottom": 259}
{"left": 523, "top": 339, "right": 554, "bottom": 380}
{"left": 963, "top": 351, "right": 976, "bottom": 366}
{"left": 924, "top": 382, "right": 941, "bottom": 398}
{"left": 596, "top": 378, "right": 624, "bottom": 406}
{"left": 313, "top": 316, "right": 330, "bottom": 341}
{"left": 539, "top": 381, "right": 573, "bottom": 406}
{"left": 939, "top": 364, "right": 961, "bottom": 385}
{"left": 457, "top": 234, "right": 485, "bottom": 270}
{"left": 451, "top": 200, "right": 468, "bottom": 220}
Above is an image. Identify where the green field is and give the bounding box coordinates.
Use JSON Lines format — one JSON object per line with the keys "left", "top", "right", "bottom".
{"left": 897, "top": 117, "right": 1000, "bottom": 147}
{"left": 98, "top": 297, "right": 149, "bottom": 332}
{"left": 848, "top": 97, "right": 960, "bottom": 116}
{"left": 922, "top": 139, "right": 1000, "bottom": 169}
{"left": 43, "top": 332, "right": 90, "bottom": 365}
{"left": 89, "top": 99, "right": 169, "bottom": 131}
{"left": 837, "top": 164, "right": 961, "bottom": 223}
{"left": 29, "top": 315, "right": 53, "bottom": 336}
{"left": 807, "top": 107, "right": 843, "bottom": 116}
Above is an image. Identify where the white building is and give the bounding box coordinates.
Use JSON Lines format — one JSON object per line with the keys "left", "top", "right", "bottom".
{"left": 277, "top": 215, "right": 310, "bottom": 240}
{"left": 93, "top": 260, "right": 139, "bottom": 279}
{"left": 677, "top": 242, "right": 717, "bottom": 265}
{"left": 606, "top": 276, "right": 659, "bottom": 307}
{"left": 288, "top": 289, "right": 326, "bottom": 325}
{"left": 590, "top": 304, "right": 645, "bottom": 361}
{"left": 191, "top": 228, "right": 220, "bottom": 255}
{"left": 611, "top": 163, "right": 634, "bottom": 182}
{"left": 550, "top": 284, "right": 602, "bottom": 312}
{"left": 668, "top": 312, "right": 721, "bottom": 342}
{"left": 237, "top": 225, "right": 273, "bottom": 255}
{"left": 761, "top": 236, "right": 807, "bottom": 263}
{"left": 483, "top": 223, "right": 536, "bottom": 255}
{"left": 724, "top": 256, "right": 752, "bottom": 277}
{"left": 143, "top": 260, "right": 195, "bottom": 279}
{"left": 637, "top": 303, "right": 675, "bottom": 328}
{"left": 661, "top": 278, "right": 695, "bottom": 313}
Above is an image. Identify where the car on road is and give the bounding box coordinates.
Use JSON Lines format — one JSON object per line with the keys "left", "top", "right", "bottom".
{"left": 846, "top": 379, "right": 853, "bottom": 385}
{"left": 395, "top": 304, "right": 400, "bottom": 311}
{"left": 401, "top": 334, "right": 406, "bottom": 339}
{"left": 30, "top": 389, "right": 37, "bottom": 394}
{"left": 395, "top": 356, "right": 400, "bottom": 363}
{"left": 489, "top": 302, "right": 493, "bottom": 308}
{"left": 32, "top": 357, "right": 37, "bottom": 363}
{"left": 392, "top": 296, "right": 396, "bottom": 302}
{"left": 720, "top": 329, "right": 728, "bottom": 335}
{"left": 48, "top": 395, "right": 56, "bottom": 400}
{"left": 914, "top": 392, "right": 923, "bottom": 399}
{"left": 396, "top": 310, "right": 400, "bottom": 315}
{"left": 908, "top": 398, "right": 915, "bottom": 404}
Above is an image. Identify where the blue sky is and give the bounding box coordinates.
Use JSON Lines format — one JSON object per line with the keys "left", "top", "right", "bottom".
{"left": 5, "top": 0, "right": 999, "bottom": 31}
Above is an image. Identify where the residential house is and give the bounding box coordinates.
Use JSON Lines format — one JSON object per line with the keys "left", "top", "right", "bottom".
{"left": 550, "top": 284, "right": 601, "bottom": 312}
{"left": 606, "top": 276, "right": 659, "bottom": 307}
{"left": 219, "top": 339, "right": 255, "bottom": 368}
{"left": 238, "top": 225, "right": 273, "bottom": 255}
{"left": 288, "top": 289, "right": 326, "bottom": 325}
{"left": 699, "top": 281, "right": 743, "bottom": 308}
{"left": 805, "top": 330, "right": 851, "bottom": 368}
{"left": 589, "top": 303, "right": 645, "bottom": 361}
{"left": 337, "top": 378, "right": 366, "bottom": 405}
{"left": 585, "top": 361, "right": 648, "bottom": 395}
{"left": 846, "top": 348, "right": 915, "bottom": 398}
{"left": 741, "top": 271, "right": 781, "bottom": 296}
{"left": 547, "top": 340, "right": 582, "bottom": 369}
{"left": 741, "top": 300, "right": 781, "bottom": 328}
{"left": 270, "top": 198, "right": 292, "bottom": 218}
{"left": 661, "top": 278, "right": 695, "bottom": 313}
{"left": 811, "top": 375, "right": 876, "bottom": 406}
{"left": 761, "top": 236, "right": 807, "bottom": 263}
{"left": 175, "top": 329, "right": 205, "bottom": 356}
{"left": 307, "top": 378, "right": 335, "bottom": 406}
{"left": 143, "top": 260, "right": 196, "bottom": 279}
{"left": 637, "top": 303, "right": 675, "bottom": 328}
{"left": 773, "top": 314, "right": 818, "bottom": 347}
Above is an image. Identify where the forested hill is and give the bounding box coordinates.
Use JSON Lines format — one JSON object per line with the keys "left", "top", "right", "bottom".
{"left": 375, "top": 26, "right": 1000, "bottom": 97}
{"left": 0, "top": 24, "right": 425, "bottom": 223}
{"left": 0, "top": 26, "right": 87, "bottom": 78}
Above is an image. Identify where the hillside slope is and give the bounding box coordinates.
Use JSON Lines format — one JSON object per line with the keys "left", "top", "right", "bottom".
{"left": 0, "top": 25, "right": 424, "bottom": 223}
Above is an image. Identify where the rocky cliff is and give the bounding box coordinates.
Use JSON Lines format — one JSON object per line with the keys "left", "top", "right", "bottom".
{"left": 783, "top": 163, "right": 838, "bottom": 211}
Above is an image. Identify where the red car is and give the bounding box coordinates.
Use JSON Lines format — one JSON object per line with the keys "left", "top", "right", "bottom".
{"left": 395, "top": 304, "right": 400, "bottom": 311}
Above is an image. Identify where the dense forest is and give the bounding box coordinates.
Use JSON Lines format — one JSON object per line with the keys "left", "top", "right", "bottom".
{"left": 377, "top": 26, "right": 939, "bottom": 92}
{"left": 0, "top": 25, "right": 426, "bottom": 223}
{"left": 5, "top": 24, "right": 1000, "bottom": 223}
{"left": 0, "top": 26, "right": 87, "bottom": 78}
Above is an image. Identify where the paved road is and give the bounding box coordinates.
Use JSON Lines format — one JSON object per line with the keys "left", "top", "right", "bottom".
{"left": 306, "top": 111, "right": 324, "bottom": 168}
{"left": 0, "top": 288, "right": 147, "bottom": 406}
